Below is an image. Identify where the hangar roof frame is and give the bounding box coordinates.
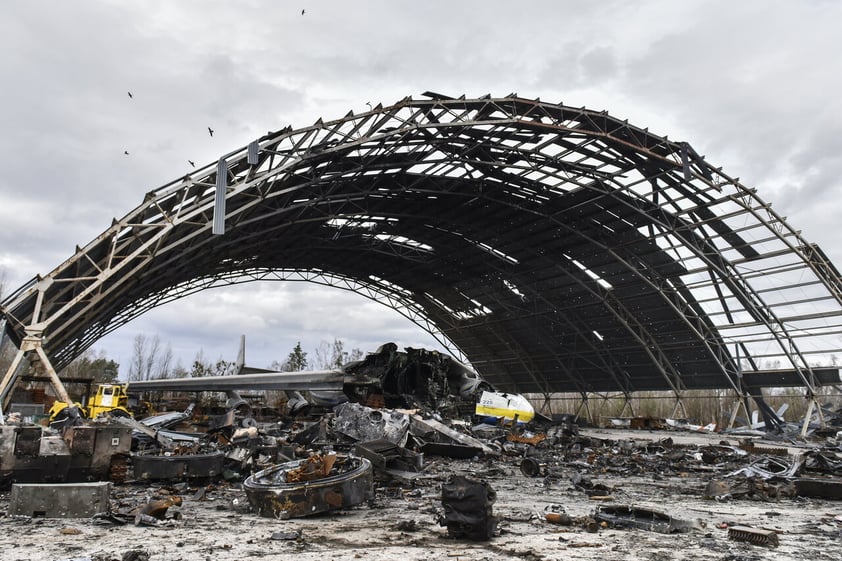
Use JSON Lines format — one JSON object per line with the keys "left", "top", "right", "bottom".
{"left": 3, "top": 93, "right": 842, "bottom": 396}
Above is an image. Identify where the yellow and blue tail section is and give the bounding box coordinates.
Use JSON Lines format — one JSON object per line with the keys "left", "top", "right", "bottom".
{"left": 475, "top": 391, "right": 534, "bottom": 424}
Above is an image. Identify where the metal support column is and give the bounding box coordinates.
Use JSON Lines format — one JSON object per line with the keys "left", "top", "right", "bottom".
{"left": 0, "top": 329, "right": 70, "bottom": 411}
{"left": 671, "top": 392, "right": 688, "bottom": 419}
{"left": 574, "top": 392, "right": 593, "bottom": 424}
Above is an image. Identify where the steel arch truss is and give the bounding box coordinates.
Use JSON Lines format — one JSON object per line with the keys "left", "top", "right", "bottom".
{"left": 4, "top": 93, "right": 842, "bottom": 397}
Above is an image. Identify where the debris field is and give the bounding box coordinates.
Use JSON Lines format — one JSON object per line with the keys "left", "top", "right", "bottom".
{"left": 1, "top": 420, "right": 841, "bottom": 561}
{"left": 1, "top": 345, "right": 841, "bottom": 560}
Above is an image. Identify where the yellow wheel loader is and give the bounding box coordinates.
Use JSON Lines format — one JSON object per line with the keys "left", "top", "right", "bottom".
{"left": 48, "top": 383, "right": 133, "bottom": 422}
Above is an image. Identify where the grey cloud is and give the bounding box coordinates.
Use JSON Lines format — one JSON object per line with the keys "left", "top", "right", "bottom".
{"left": 99, "top": 282, "right": 445, "bottom": 371}
{"left": 537, "top": 43, "right": 620, "bottom": 91}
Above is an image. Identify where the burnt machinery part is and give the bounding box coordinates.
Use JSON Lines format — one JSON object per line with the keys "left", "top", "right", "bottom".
{"left": 727, "top": 525, "right": 779, "bottom": 547}
{"left": 520, "top": 457, "right": 547, "bottom": 477}
{"left": 243, "top": 455, "right": 373, "bottom": 519}
{"left": 131, "top": 451, "right": 224, "bottom": 481}
{"left": 440, "top": 475, "right": 497, "bottom": 541}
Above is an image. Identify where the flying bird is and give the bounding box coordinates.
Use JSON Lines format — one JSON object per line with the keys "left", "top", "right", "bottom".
{"left": 301, "top": 9, "right": 305, "bottom": 15}
{"left": 127, "top": 91, "right": 133, "bottom": 99}
{"left": 208, "top": 126, "right": 214, "bottom": 137}
{"left": 188, "top": 160, "right": 195, "bottom": 167}
{"left": 124, "top": 150, "right": 130, "bottom": 155}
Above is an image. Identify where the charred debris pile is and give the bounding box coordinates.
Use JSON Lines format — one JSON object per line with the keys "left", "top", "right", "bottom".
{"left": 1, "top": 344, "right": 842, "bottom": 545}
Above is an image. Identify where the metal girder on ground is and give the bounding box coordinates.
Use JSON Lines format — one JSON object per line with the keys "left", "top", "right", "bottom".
{"left": 3, "top": 93, "right": 842, "bottom": 400}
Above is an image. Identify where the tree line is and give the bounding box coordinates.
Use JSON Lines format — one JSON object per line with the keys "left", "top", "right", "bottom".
{"left": 125, "top": 335, "right": 364, "bottom": 381}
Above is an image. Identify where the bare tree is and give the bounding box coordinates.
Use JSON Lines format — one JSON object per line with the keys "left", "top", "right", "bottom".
{"left": 313, "top": 338, "right": 363, "bottom": 369}
{"left": 0, "top": 279, "right": 15, "bottom": 377}
{"left": 0, "top": 333, "right": 11, "bottom": 377}
{"left": 128, "top": 334, "right": 172, "bottom": 380}
{"left": 190, "top": 347, "right": 236, "bottom": 376}
{"left": 169, "top": 359, "right": 189, "bottom": 379}
{"left": 156, "top": 343, "right": 173, "bottom": 379}
{"left": 348, "top": 346, "right": 364, "bottom": 363}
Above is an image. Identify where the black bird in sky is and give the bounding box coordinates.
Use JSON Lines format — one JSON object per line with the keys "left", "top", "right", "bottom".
{"left": 188, "top": 160, "right": 195, "bottom": 167}
{"left": 301, "top": 9, "right": 305, "bottom": 15}
{"left": 124, "top": 150, "right": 129, "bottom": 155}
{"left": 127, "top": 91, "right": 133, "bottom": 99}
{"left": 208, "top": 126, "right": 214, "bottom": 137}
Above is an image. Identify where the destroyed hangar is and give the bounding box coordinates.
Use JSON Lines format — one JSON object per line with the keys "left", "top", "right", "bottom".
{"left": 3, "top": 93, "right": 841, "bottom": 420}
{"left": 0, "top": 94, "right": 841, "bottom": 558}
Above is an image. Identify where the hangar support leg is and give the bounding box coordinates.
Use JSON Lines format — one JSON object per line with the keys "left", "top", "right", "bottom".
{"left": 726, "top": 392, "right": 751, "bottom": 429}
{"left": 617, "top": 392, "right": 636, "bottom": 418}
{"left": 573, "top": 392, "right": 637, "bottom": 426}
{"left": 800, "top": 393, "right": 826, "bottom": 438}
{"left": 0, "top": 330, "right": 70, "bottom": 411}
{"left": 574, "top": 392, "right": 593, "bottom": 425}
{"left": 671, "top": 392, "right": 688, "bottom": 420}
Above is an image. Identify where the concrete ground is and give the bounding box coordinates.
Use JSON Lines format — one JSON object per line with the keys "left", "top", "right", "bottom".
{"left": 0, "top": 427, "right": 840, "bottom": 561}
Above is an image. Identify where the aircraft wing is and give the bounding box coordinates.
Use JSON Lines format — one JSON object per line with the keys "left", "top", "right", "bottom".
{"left": 240, "top": 365, "right": 283, "bottom": 375}
{"left": 126, "top": 369, "right": 345, "bottom": 393}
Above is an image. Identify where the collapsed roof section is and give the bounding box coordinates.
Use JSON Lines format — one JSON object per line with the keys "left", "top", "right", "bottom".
{"left": 3, "top": 93, "right": 842, "bottom": 396}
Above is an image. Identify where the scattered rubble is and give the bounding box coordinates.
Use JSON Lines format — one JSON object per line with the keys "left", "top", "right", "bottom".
{"left": 0, "top": 430, "right": 840, "bottom": 560}
{"left": 1, "top": 345, "right": 842, "bottom": 560}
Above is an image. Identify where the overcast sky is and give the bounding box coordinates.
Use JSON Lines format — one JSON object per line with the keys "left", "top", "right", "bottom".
{"left": 1, "top": 0, "right": 841, "bottom": 377}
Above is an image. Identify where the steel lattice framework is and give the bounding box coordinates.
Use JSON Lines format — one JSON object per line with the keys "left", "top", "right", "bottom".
{"left": 3, "top": 93, "right": 842, "bottom": 399}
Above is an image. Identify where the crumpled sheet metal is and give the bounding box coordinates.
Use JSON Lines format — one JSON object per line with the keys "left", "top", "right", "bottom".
{"left": 354, "top": 439, "right": 423, "bottom": 473}
{"left": 593, "top": 504, "right": 703, "bottom": 533}
{"left": 726, "top": 455, "right": 803, "bottom": 479}
{"left": 243, "top": 454, "right": 373, "bottom": 518}
{"left": 333, "top": 402, "right": 410, "bottom": 446}
{"left": 802, "top": 450, "right": 842, "bottom": 475}
{"left": 704, "top": 476, "right": 797, "bottom": 501}
{"left": 410, "top": 415, "right": 498, "bottom": 457}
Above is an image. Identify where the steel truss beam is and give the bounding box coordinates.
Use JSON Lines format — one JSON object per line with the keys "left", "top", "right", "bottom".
{"left": 3, "top": 93, "right": 842, "bottom": 404}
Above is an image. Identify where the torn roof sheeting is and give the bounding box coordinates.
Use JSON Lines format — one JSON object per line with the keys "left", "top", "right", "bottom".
{"left": 3, "top": 93, "right": 842, "bottom": 396}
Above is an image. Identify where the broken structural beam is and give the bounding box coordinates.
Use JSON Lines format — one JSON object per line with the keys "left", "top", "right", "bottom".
{"left": 410, "top": 415, "right": 499, "bottom": 456}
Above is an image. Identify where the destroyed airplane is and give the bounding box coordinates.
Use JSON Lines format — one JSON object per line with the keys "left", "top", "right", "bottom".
{"left": 126, "top": 342, "right": 535, "bottom": 424}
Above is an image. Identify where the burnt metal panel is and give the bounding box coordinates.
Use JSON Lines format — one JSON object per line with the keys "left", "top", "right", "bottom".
{"left": 132, "top": 451, "right": 224, "bottom": 481}
{"left": 13, "top": 427, "right": 42, "bottom": 457}
{"left": 8, "top": 482, "right": 112, "bottom": 518}
{"left": 743, "top": 368, "right": 841, "bottom": 388}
